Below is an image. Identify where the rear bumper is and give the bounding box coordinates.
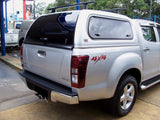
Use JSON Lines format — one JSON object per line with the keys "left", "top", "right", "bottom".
{"left": 19, "top": 71, "right": 79, "bottom": 104}
{"left": 51, "top": 91, "right": 79, "bottom": 104}
{"left": 5, "top": 43, "right": 18, "bottom": 47}
{"left": 0, "top": 43, "right": 18, "bottom": 47}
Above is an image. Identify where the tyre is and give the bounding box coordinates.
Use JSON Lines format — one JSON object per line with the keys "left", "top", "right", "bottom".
{"left": 112, "top": 75, "right": 138, "bottom": 116}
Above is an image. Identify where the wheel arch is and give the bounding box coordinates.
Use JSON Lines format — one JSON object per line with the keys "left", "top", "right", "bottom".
{"left": 116, "top": 68, "right": 141, "bottom": 94}
{"left": 107, "top": 52, "right": 142, "bottom": 98}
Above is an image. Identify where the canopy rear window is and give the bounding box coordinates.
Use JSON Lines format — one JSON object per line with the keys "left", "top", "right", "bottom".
{"left": 25, "top": 12, "right": 79, "bottom": 46}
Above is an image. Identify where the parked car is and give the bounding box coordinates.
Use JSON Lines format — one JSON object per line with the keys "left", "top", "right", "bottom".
{"left": 19, "top": 9, "right": 160, "bottom": 116}
{"left": 0, "top": 30, "right": 18, "bottom": 48}
{"left": 18, "top": 20, "right": 33, "bottom": 46}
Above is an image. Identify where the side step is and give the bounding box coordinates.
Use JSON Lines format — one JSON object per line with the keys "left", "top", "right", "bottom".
{"left": 141, "top": 75, "right": 160, "bottom": 90}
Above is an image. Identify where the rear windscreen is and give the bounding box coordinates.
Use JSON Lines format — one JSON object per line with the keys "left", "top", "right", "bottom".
{"left": 24, "top": 12, "right": 79, "bottom": 46}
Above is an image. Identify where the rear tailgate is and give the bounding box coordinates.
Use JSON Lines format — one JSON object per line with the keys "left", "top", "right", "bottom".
{"left": 23, "top": 44, "right": 72, "bottom": 87}
{"left": 5, "top": 33, "right": 18, "bottom": 44}
{"left": 0, "top": 33, "right": 18, "bottom": 46}
{"left": 23, "top": 12, "right": 80, "bottom": 87}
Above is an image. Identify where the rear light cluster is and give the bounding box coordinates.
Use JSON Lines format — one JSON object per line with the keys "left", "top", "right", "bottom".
{"left": 71, "top": 55, "right": 89, "bottom": 88}
{"left": 20, "top": 46, "right": 24, "bottom": 68}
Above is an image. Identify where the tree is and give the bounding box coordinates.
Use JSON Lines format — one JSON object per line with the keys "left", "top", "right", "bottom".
{"left": 45, "top": 0, "right": 160, "bottom": 19}
{"left": 45, "top": 0, "right": 92, "bottom": 13}
{"left": 45, "top": 3, "right": 55, "bottom": 14}
{"left": 122, "top": 0, "right": 149, "bottom": 17}
{"left": 152, "top": 1, "right": 160, "bottom": 17}
{"left": 35, "top": 2, "right": 47, "bottom": 17}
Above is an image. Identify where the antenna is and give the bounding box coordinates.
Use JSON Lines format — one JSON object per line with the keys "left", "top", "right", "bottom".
{"left": 48, "top": 1, "right": 96, "bottom": 13}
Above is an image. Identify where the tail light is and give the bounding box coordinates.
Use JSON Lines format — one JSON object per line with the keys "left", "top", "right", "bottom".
{"left": 71, "top": 55, "right": 89, "bottom": 88}
{"left": 20, "top": 46, "right": 24, "bottom": 68}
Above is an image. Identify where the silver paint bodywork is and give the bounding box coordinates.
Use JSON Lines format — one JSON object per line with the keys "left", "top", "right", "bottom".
{"left": 22, "top": 10, "right": 160, "bottom": 102}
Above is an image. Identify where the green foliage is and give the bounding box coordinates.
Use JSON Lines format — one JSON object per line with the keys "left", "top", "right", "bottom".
{"left": 44, "top": 0, "right": 160, "bottom": 18}
{"left": 35, "top": 2, "right": 47, "bottom": 17}
{"left": 45, "top": 3, "right": 55, "bottom": 14}
{"left": 52, "top": 0, "right": 91, "bottom": 11}
{"left": 152, "top": 2, "right": 160, "bottom": 16}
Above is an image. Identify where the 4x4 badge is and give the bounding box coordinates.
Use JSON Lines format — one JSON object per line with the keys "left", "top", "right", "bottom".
{"left": 91, "top": 55, "right": 106, "bottom": 64}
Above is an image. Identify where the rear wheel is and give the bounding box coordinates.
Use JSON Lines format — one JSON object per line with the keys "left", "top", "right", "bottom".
{"left": 112, "top": 75, "right": 138, "bottom": 116}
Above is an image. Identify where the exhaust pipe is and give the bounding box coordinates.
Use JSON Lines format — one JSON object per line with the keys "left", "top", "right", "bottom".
{"left": 35, "top": 93, "right": 49, "bottom": 102}
{"left": 35, "top": 93, "right": 43, "bottom": 100}
{"left": 44, "top": 97, "right": 49, "bottom": 103}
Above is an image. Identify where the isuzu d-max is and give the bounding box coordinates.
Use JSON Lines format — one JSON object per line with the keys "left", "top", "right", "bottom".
{"left": 19, "top": 9, "right": 160, "bottom": 116}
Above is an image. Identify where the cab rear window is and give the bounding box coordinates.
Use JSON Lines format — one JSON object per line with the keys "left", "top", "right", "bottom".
{"left": 24, "top": 12, "right": 79, "bottom": 46}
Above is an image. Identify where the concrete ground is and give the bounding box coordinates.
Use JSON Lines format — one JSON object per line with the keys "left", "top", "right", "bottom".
{"left": 0, "top": 88, "right": 160, "bottom": 120}
{"left": 0, "top": 61, "right": 38, "bottom": 111}
{"left": 0, "top": 53, "right": 160, "bottom": 120}
{"left": 6, "top": 48, "right": 20, "bottom": 59}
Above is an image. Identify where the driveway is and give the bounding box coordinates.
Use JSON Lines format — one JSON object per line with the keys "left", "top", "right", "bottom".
{"left": 0, "top": 61, "right": 38, "bottom": 111}
{"left": 0, "top": 82, "right": 160, "bottom": 120}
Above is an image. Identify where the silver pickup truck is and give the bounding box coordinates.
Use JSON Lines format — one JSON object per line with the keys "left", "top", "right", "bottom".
{"left": 19, "top": 10, "right": 160, "bottom": 116}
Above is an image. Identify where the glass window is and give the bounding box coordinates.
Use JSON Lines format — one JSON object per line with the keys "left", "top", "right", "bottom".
{"left": 25, "top": 12, "right": 79, "bottom": 46}
{"left": 88, "top": 17, "right": 133, "bottom": 39}
{"left": 58, "top": 12, "right": 79, "bottom": 31}
{"left": 141, "top": 26, "right": 156, "bottom": 42}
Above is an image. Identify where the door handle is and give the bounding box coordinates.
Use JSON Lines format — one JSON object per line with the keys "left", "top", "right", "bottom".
{"left": 37, "top": 50, "right": 46, "bottom": 57}
{"left": 143, "top": 47, "right": 150, "bottom": 52}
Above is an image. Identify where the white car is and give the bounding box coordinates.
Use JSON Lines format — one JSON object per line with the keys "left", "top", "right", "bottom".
{"left": 0, "top": 30, "right": 18, "bottom": 47}
{"left": 18, "top": 20, "right": 34, "bottom": 46}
